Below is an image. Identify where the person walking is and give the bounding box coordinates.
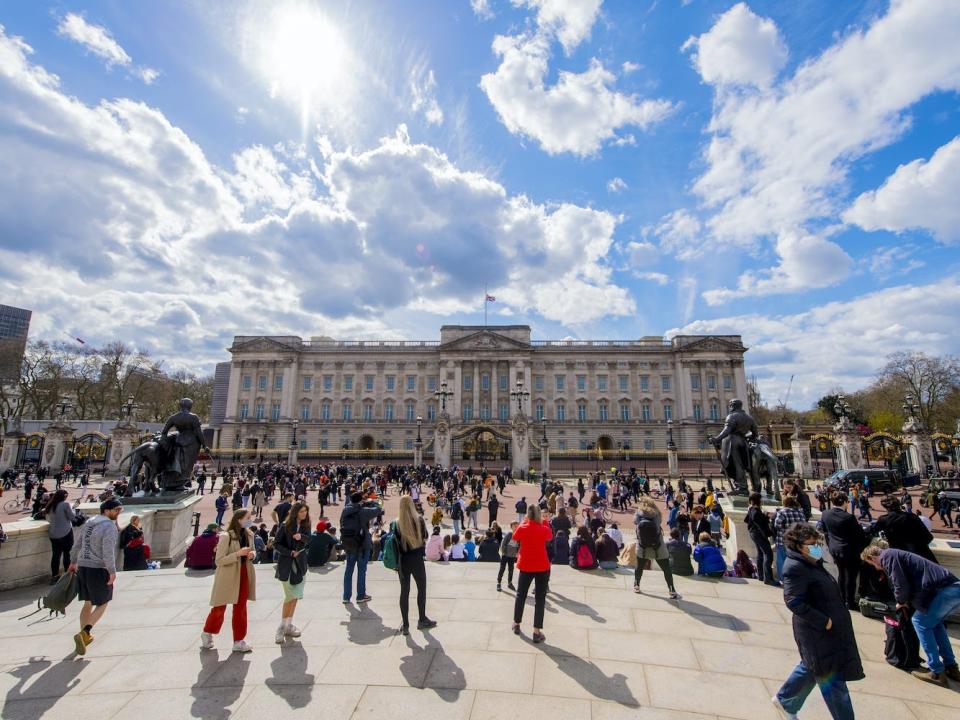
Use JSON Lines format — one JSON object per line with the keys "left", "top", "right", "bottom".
{"left": 215, "top": 491, "right": 229, "bottom": 527}
{"left": 497, "top": 521, "right": 519, "bottom": 591}
{"left": 818, "top": 490, "right": 869, "bottom": 610}
{"left": 274, "top": 502, "right": 309, "bottom": 643}
{"left": 44, "top": 489, "right": 77, "bottom": 583}
{"left": 633, "top": 497, "right": 681, "bottom": 599}
{"left": 773, "top": 496, "right": 807, "bottom": 580}
{"left": 67, "top": 498, "right": 123, "bottom": 656}
{"left": 511, "top": 505, "right": 553, "bottom": 643}
{"left": 862, "top": 542, "right": 960, "bottom": 686}
{"left": 201, "top": 509, "right": 257, "bottom": 652}
{"left": 393, "top": 495, "right": 437, "bottom": 634}
{"left": 487, "top": 493, "right": 499, "bottom": 527}
{"left": 772, "top": 522, "right": 862, "bottom": 720}
{"left": 340, "top": 491, "right": 383, "bottom": 604}
{"left": 873, "top": 495, "right": 937, "bottom": 563}
{"left": 515, "top": 496, "right": 528, "bottom": 524}
{"left": 746, "top": 493, "right": 776, "bottom": 585}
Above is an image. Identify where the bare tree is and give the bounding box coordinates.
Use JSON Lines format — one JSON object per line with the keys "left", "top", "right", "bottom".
{"left": 878, "top": 351, "right": 960, "bottom": 429}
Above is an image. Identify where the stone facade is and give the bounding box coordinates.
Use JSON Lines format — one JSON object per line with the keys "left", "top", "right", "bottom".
{"left": 216, "top": 326, "right": 748, "bottom": 464}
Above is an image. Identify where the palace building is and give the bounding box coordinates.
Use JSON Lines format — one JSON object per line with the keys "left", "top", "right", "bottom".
{"left": 215, "top": 325, "right": 748, "bottom": 472}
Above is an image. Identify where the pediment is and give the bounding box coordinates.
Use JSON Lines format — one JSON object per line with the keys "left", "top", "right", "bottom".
{"left": 230, "top": 336, "right": 301, "bottom": 354}
{"left": 679, "top": 336, "right": 744, "bottom": 353}
{"left": 440, "top": 330, "right": 530, "bottom": 351}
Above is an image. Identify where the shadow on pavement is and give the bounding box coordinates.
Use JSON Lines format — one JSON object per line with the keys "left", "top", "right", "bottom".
{"left": 536, "top": 642, "right": 639, "bottom": 706}
{"left": 676, "top": 597, "right": 751, "bottom": 631}
{"left": 340, "top": 603, "right": 397, "bottom": 645}
{"left": 403, "top": 631, "right": 466, "bottom": 702}
{"left": 547, "top": 591, "right": 607, "bottom": 624}
{"left": 192, "top": 649, "right": 250, "bottom": 719}
{"left": 266, "top": 642, "right": 316, "bottom": 708}
{"left": 3, "top": 656, "right": 86, "bottom": 718}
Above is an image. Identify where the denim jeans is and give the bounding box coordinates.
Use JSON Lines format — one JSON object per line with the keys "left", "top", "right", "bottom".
{"left": 775, "top": 544, "right": 787, "bottom": 580}
{"left": 452, "top": 518, "right": 462, "bottom": 536}
{"left": 343, "top": 548, "right": 371, "bottom": 601}
{"left": 911, "top": 582, "right": 960, "bottom": 673}
{"left": 776, "top": 661, "right": 854, "bottom": 720}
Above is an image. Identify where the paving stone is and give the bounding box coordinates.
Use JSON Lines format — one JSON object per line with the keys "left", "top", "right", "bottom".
{"left": 470, "top": 690, "right": 591, "bottom": 720}
{"left": 645, "top": 665, "right": 779, "bottom": 720}
{"left": 0, "top": 655, "right": 125, "bottom": 700}
{"left": 591, "top": 700, "right": 717, "bottom": 720}
{"left": 694, "top": 639, "right": 799, "bottom": 680}
{"left": 351, "top": 685, "right": 476, "bottom": 720}
{"left": 588, "top": 628, "right": 700, "bottom": 668}
{"left": 0, "top": 690, "right": 136, "bottom": 720}
{"left": 532, "top": 653, "right": 649, "bottom": 706}
{"left": 630, "top": 608, "right": 745, "bottom": 641}
{"left": 424, "top": 649, "right": 534, "bottom": 693}
{"left": 235, "top": 682, "right": 365, "bottom": 718}
{"left": 122, "top": 686, "right": 255, "bottom": 720}
{"left": 760, "top": 677, "right": 921, "bottom": 720}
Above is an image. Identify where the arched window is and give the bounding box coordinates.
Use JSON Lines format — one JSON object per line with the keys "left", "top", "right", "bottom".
{"left": 405, "top": 402, "right": 416, "bottom": 421}
{"left": 384, "top": 401, "right": 395, "bottom": 421}
{"left": 598, "top": 401, "right": 609, "bottom": 421}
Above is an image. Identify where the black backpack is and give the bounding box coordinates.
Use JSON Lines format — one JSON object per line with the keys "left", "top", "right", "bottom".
{"left": 884, "top": 610, "right": 922, "bottom": 670}
{"left": 636, "top": 516, "right": 662, "bottom": 548}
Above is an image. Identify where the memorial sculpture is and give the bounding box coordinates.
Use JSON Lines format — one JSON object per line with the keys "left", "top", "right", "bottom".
{"left": 710, "top": 398, "right": 759, "bottom": 496}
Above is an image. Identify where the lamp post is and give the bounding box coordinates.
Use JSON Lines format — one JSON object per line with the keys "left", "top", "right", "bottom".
{"left": 289, "top": 418, "right": 299, "bottom": 466}
{"left": 434, "top": 381, "right": 453, "bottom": 413}
{"left": 510, "top": 381, "right": 530, "bottom": 415}
{"left": 666, "top": 419, "right": 676, "bottom": 450}
{"left": 415, "top": 415, "right": 423, "bottom": 466}
{"left": 833, "top": 394, "right": 851, "bottom": 422}
{"left": 55, "top": 397, "right": 73, "bottom": 422}
{"left": 119, "top": 395, "right": 138, "bottom": 425}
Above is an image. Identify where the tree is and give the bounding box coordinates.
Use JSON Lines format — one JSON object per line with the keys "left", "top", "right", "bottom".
{"left": 878, "top": 351, "right": 960, "bottom": 429}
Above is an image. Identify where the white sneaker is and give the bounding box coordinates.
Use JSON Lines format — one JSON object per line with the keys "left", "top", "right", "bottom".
{"left": 232, "top": 640, "right": 253, "bottom": 653}
{"left": 284, "top": 623, "right": 302, "bottom": 637}
{"left": 275, "top": 626, "right": 286, "bottom": 644}
{"left": 771, "top": 695, "right": 798, "bottom": 719}
{"left": 200, "top": 632, "right": 214, "bottom": 650}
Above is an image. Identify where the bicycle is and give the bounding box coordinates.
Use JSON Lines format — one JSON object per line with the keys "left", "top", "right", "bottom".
{"left": 3, "top": 492, "right": 27, "bottom": 514}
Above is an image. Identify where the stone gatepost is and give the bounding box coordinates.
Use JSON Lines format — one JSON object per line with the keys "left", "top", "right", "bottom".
{"left": 540, "top": 438, "right": 550, "bottom": 475}
{"left": 790, "top": 421, "right": 813, "bottom": 478}
{"left": 667, "top": 448, "right": 679, "bottom": 477}
{"left": 42, "top": 421, "right": 75, "bottom": 473}
{"left": 834, "top": 417, "right": 864, "bottom": 470}
{"left": 0, "top": 432, "right": 21, "bottom": 472}
{"left": 433, "top": 414, "right": 451, "bottom": 468}
{"left": 108, "top": 423, "right": 142, "bottom": 476}
{"left": 287, "top": 445, "right": 298, "bottom": 466}
{"left": 902, "top": 417, "right": 934, "bottom": 475}
{"left": 511, "top": 413, "right": 530, "bottom": 479}
{"left": 413, "top": 440, "right": 423, "bottom": 467}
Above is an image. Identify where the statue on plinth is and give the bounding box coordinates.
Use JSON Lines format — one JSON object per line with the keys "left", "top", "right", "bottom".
{"left": 158, "top": 398, "right": 208, "bottom": 492}
{"left": 710, "top": 398, "right": 759, "bottom": 496}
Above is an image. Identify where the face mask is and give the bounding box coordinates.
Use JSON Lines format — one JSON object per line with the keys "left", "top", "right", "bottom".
{"left": 807, "top": 544, "right": 824, "bottom": 561}
{"left": 241, "top": 519, "right": 254, "bottom": 529}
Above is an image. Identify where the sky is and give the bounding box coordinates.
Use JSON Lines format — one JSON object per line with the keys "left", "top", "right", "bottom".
{"left": 0, "top": 0, "right": 958, "bottom": 410}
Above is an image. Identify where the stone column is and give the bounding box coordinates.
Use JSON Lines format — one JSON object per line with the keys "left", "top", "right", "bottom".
{"left": 414, "top": 440, "right": 423, "bottom": 467}
{"left": 473, "top": 362, "right": 480, "bottom": 418}
{"left": 790, "top": 421, "right": 813, "bottom": 478}
{"left": 434, "top": 414, "right": 451, "bottom": 468}
{"left": 834, "top": 417, "right": 864, "bottom": 470}
{"left": 491, "top": 361, "right": 499, "bottom": 422}
{"left": 511, "top": 414, "right": 530, "bottom": 478}
{"left": 540, "top": 438, "right": 550, "bottom": 475}
{"left": 108, "top": 423, "right": 142, "bottom": 476}
{"left": 42, "top": 422, "right": 75, "bottom": 473}
{"left": 667, "top": 447, "right": 679, "bottom": 477}
{"left": 452, "top": 362, "right": 463, "bottom": 419}
{"left": 225, "top": 361, "right": 243, "bottom": 421}
{"left": 0, "top": 432, "right": 21, "bottom": 472}
{"left": 902, "top": 417, "right": 933, "bottom": 476}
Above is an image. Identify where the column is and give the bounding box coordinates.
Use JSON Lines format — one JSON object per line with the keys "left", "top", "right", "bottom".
{"left": 541, "top": 437, "right": 550, "bottom": 474}
{"left": 834, "top": 418, "right": 864, "bottom": 470}
{"left": 282, "top": 359, "right": 298, "bottom": 420}
{"left": 491, "top": 360, "right": 499, "bottom": 421}
{"left": 791, "top": 422, "right": 813, "bottom": 479}
{"left": 677, "top": 362, "right": 692, "bottom": 421}
{"left": 0, "top": 434, "right": 19, "bottom": 472}
{"left": 733, "top": 361, "right": 748, "bottom": 406}
{"left": 452, "top": 361, "right": 462, "bottom": 419}
{"left": 225, "top": 361, "right": 243, "bottom": 421}
{"left": 473, "top": 362, "right": 480, "bottom": 419}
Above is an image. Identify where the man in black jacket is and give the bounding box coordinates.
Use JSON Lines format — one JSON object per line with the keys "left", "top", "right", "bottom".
{"left": 818, "top": 490, "right": 869, "bottom": 610}
{"left": 340, "top": 492, "right": 383, "bottom": 604}
{"left": 746, "top": 493, "right": 775, "bottom": 585}
{"left": 872, "top": 495, "right": 937, "bottom": 563}
{"left": 863, "top": 543, "right": 960, "bottom": 686}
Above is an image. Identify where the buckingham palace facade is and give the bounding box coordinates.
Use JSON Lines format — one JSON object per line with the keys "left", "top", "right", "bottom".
{"left": 215, "top": 325, "right": 748, "bottom": 471}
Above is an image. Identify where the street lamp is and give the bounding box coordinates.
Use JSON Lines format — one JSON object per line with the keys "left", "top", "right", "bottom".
{"left": 902, "top": 394, "right": 919, "bottom": 422}
{"left": 120, "top": 395, "right": 139, "bottom": 423}
{"left": 434, "top": 381, "right": 453, "bottom": 413}
{"left": 416, "top": 415, "right": 423, "bottom": 444}
{"left": 666, "top": 419, "right": 676, "bottom": 450}
{"left": 833, "top": 394, "right": 851, "bottom": 421}
{"left": 541, "top": 417, "right": 548, "bottom": 442}
{"left": 55, "top": 396, "right": 73, "bottom": 421}
{"left": 291, "top": 418, "right": 299, "bottom": 447}
{"left": 510, "top": 381, "right": 530, "bottom": 414}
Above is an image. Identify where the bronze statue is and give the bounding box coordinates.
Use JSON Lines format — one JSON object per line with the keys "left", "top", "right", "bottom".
{"left": 710, "top": 398, "right": 759, "bottom": 495}
{"left": 156, "top": 397, "right": 208, "bottom": 492}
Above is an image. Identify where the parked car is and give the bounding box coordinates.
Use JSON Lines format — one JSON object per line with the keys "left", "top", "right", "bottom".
{"left": 823, "top": 468, "right": 901, "bottom": 495}
{"left": 922, "top": 477, "right": 960, "bottom": 511}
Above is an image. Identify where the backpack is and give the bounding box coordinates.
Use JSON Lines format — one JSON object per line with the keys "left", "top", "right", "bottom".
{"left": 636, "top": 516, "right": 662, "bottom": 548}
{"left": 576, "top": 542, "right": 594, "bottom": 569}
{"left": 20, "top": 571, "right": 78, "bottom": 621}
{"left": 382, "top": 521, "right": 400, "bottom": 572}
{"left": 339, "top": 508, "right": 363, "bottom": 547}
{"left": 883, "top": 610, "right": 922, "bottom": 670}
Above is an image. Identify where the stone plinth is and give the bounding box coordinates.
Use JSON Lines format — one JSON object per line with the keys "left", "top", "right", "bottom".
{"left": 511, "top": 414, "right": 530, "bottom": 478}
{"left": 0, "top": 432, "right": 21, "bottom": 472}
{"left": 791, "top": 437, "right": 813, "bottom": 478}
{"left": 667, "top": 448, "right": 679, "bottom": 477}
{"left": 433, "top": 414, "right": 451, "bottom": 468}
{"left": 835, "top": 425, "right": 864, "bottom": 470}
{"left": 540, "top": 440, "right": 549, "bottom": 474}
{"left": 41, "top": 422, "right": 75, "bottom": 473}
{"left": 106, "top": 423, "right": 141, "bottom": 476}
{"left": 902, "top": 430, "right": 934, "bottom": 475}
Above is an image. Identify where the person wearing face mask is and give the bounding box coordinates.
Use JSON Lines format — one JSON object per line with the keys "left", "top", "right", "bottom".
{"left": 772, "top": 523, "right": 863, "bottom": 720}
{"left": 201, "top": 509, "right": 258, "bottom": 653}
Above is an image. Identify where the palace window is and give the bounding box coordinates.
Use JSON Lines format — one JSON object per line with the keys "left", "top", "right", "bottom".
{"left": 480, "top": 403, "right": 491, "bottom": 420}
{"left": 426, "top": 403, "right": 436, "bottom": 421}
{"left": 597, "top": 375, "right": 608, "bottom": 392}
{"left": 639, "top": 375, "right": 649, "bottom": 392}
{"left": 407, "top": 375, "right": 416, "bottom": 391}
{"left": 344, "top": 375, "right": 353, "bottom": 391}
{"left": 405, "top": 402, "right": 416, "bottom": 421}
{"left": 320, "top": 439, "right": 329, "bottom": 450}
{"left": 259, "top": 375, "right": 267, "bottom": 391}
{"left": 323, "top": 375, "right": 333, "bottom": 391}
{"left": 481, "top": 373, "right": 490, "bottom": 390}
{"left": 620, "top": 403, "right": 630, "bottom": 421}
{"left": 300, "top": 404, "right": 310, "bottom": 420}
{"left": 556, "top": 403, "right": 566, "bottom": 421}
{"left": 427, "top": 375, "right": 437, "bottom": 391}
{"left": 267, "top": 439, "right": 276, "bottom": 449}
{"left": 709, "top": 402, "right": 719, "bottom": 421}
{"left": 598, "top": 402, "right": 609, "bottom": 421}
{"left": 534, "top": 375, "right": 544, "bottom": 391}
{"left": 661, "top": 376, "right": 671, "bottom": 392}
{"left": 535, "top": 403, "right": 544, "bottom": 421}
{"left": 579, "top": 440, "right": 588, "bottom": 450}
{"left": 707, "top": 375, "right": 717, "bottom": 391}
{"left": 342, "top": 402, "right": 353, "bottom": 420}
{"left": 405, "top": 439, "right": 414, "bottom": 450}
{"left": 303, "top": 376, "right": 312, "bottom": 391}
{"left": 299, "top": 439, "right": 307, "bottom": 450}
{"left": 499, "top": 374, "right": 508, "bottom": 390}
{"left": 641, "top": 404, "right": 651, "bottom": 421}
{"left": 691, "top": 375, "right": 700, "bottom": 391}
{"left": 576, "top": 375, "right": 586, "bottom": 392}
{"left": 724, "top": 374, "right": 733, "bottom": 391}
{"left": 577, "top": 403, "right": 587, "bottom": 421}
{"left": 618, "top": 375, "right": 628, "bottom": 392}
{"left": 693, "top": 403, "right": 702, "bottom": 421}
{"left": 386, "top": 375, "right": 396, "bottom": 391}
{"left": 255, "top": 402, "right": 265, "bottom": 420}
{"left": 384, "top": 401, "right": 395, "bottom": 421}
{"left": 558, "top": 439, "right": 567, "bottom": 450}
{"left": 463, "top": 403, "right": 473, "bottom": 421}
{"left": 321, "top": 402, "right": 331, "bottom": 420}
{"left": 271, "top": 402, "right": 281, "bottom": 421}
{"left": 365, "top": 375, "right": 375, "bottom": 392}
{"left": 240, "top": 402, "right": 249, "bottom": 420}
{"left": 663, "top": 403, "right": 673, "bottom": 421}
{"left": 274, "top": 376, "right": 283, "bottom": 391}
{"left": 463, "top": 375, "right": 473, "bottom": 390}
{"left": 555, "top": 375, "right": 565, "bottom": 392}
{"left": 499, "top": 403, "right": 509, "bottom": 421}
{"left": 362, "top": 404, "right": 373, "bottom": 421}
{"left": 242, "top": 375, "right": 252, "bottom": 391}
{"left": 644, "top": 439, "right": 654, "bottom": 450}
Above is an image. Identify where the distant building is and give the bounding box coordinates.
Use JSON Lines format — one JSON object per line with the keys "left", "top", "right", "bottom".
{"left": 0, "top": 304, "right": 31, "bottom": 381}
{"left": 210, "top": 361, "right": 231, "bottom": 427}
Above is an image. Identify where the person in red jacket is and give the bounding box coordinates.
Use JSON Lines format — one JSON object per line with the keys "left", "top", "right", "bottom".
{"left": 186, "top": 524, "right": 220, "bottom": 570}
{"left": 511, "top": 504, "right": 553, "bottom": 643}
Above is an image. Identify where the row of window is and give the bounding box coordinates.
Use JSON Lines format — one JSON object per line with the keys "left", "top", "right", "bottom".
{"left": 240, "top": 401, "right": 439, "bottom": 422}
{"left": 257, "top": 437, "right": 686, "bottom": 452}
{"left": 531, "top": 401, "right": 722, "bottom": 422}
{"left": 242, "top": 374, "right": 440, "bottom": 393}
{"left": 531, "top": 374, "right": 734, "bottom": 393}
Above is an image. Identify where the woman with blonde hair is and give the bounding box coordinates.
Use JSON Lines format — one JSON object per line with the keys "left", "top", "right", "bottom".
{"left": 633, "top": 497, "right": 681, "bottom": 600}
{"left": 201, "top": 508, "right": 257, "bottom": 652}
{"left": 393, "top": 495, "right": 437, "bottom": 635}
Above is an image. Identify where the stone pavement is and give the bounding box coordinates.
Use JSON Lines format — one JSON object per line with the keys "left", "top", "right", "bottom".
{"left": 1, "top": 562, "right": 959, "bottom": 720}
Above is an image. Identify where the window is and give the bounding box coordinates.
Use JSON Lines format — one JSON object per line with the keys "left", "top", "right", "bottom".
{"left": 481, "top": 374, "right": 490, "bottom": 391}
{"left": 303, "top": 376, "right": 312, "bottom": 391}
{"left": 320, "top": 439, "right": 328, "bottom": 450}
{"left": 709, "top": 402, "right": 719, "bottom": 421}
{"left": 597, "top": 375, "right": 608, "bottom": 392}
{"left": 462, "top": 403, "right": 473, "bottom": 421}
{"left": 365, "top": 375, "right": 375, "bottom": 392}
{"left": 463, "top": 375, "right": 473, "bottom": 390}
{"left": 239, "top": 402, "right": 249, "bottom": 420}
{"left": 271, "top": 402, "right": 281, "bottom": 421}
{"left": 693, "top": 403, "right": 702, "bottom": 421}
{"left": 426, "top": 403, "right": 436, "bottom": 421}
{"left": 499, "top": 403, "right": 509, "bottom": 421}
{"left": 579, "top": 440, "right": 589, "bottom": 450}
{"left": 267, "top": 439, "right": 276, "bottom": 449}
{"left": 300, "top": 404, "right": 310, "bottom": 420}
{"left": 661, "top": 376, "right": 671, "bottom": 392}
{"left": 384, "top": 402, "right": 395, "bottom": 421}
{"left": 707, "top": 375, "right": 717, "bottom": 391}
{"left": 558, "top": 439, "right": 567, "bottom": 450}
{"left": 723, "top": 374, "right": 733, "bottom": 391}
{"left": 255, "top": 402, "right": 265, "bottom": 420}
{"left": 480, "top": 403, "right": 491, "bottom": 420}
{"left": 386, "top": 375, "right": 395, "bottom": 391}
{"left": 406, "top": 375, "right": 416, "bottom": 392}
{"left": 534, "top": 375, "right": 544, "bottom": 391}
{"left": 598, "top": 402, "right": 609, "bottom": 421}
{"left": 427, "top": 375, "right": 437, "bottom": 391}
{"left": 344, "top": 375, "right": 354, "bottom": 391}
{"left": 556, "top": 403, "right": 566, "bottom": 421}
{"left": 242, "top": 375, "right": 252, "bottom": 391}
{"left": 342, "top": 402, "right": 353, "bottom": 420}
{"left": 405, "top": 402, "right": 416, "bottom": 421}
{"left": 383, "top": 440, "right": 392, "bottom": 450}
{"left": 644, "top": 439, "right": 654, "bottom": 451}
{"left": 618, "top": 375, "right": 628, "bottom": 392}
{"left": 620, "top": 403, "right": 630, "bottom": 421}
{"left": 321, "top": 402, "right": 331, "bottom": 420}
{"left": 640, "top": 375, "right": 649, "bottom": 392}
{"left": 404, "top": 439, "right": 414, "bottom": 450}
{"left": 535, "top": 403, "right": 544, "bottom": 421}
{"left": 691, "top": 375, "right": 700, "bottom": 391}
{"left": 299, "top": 439, "right": 307, "bottom": 450}
{"left": 577, "top": 403, "right": 587, "bottom": 421}
{"left": 274, "top": 376, "right": 283, "bottom": 391}
{"left": 499, "top": 374, "right": 508, "bottom": 390}
{"left": 663, "top": 404, "right": 673, "bottom": 421}
{"left": 362, "top": 404, "right": 373, "bottom": 421}
{"left": 323, "top": 375, "right": 333, "bottom": 391}
{"left": 641, "top": 403, "right": 651, "bottom": 421}
{"left": 555, "top": 375, "right": 565, "bottom": 392}
{"left": 576, "top": 375, "right": 586, "bottom": 392}
{"left": 259, "top": 375, "right": 267, "bottom": 391}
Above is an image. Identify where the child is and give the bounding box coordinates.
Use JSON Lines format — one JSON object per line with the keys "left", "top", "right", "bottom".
{"left": 449, "top": 533, "right": 467, "bottom": 561}
{"left": 666, "top": 528, "right": 694, "bottom": 576}
{"left": 425, "top": 525, "right": 446, "bottom": 561}
{"left": 463, "top": 530, "right": 477, "bottom": 561}
{"left": 707, "top": 504, "right": 724, "bottom": 544}
{"left": 442, "top": 534, "right": 453, "bottom": 560}
{"left": 693, "top": 532, "right": 726, "bottom": 577}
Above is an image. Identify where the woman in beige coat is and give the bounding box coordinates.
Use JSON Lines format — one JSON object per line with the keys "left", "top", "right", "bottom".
{"left": 200, "top": 509, "right": 257, "bottom": 652}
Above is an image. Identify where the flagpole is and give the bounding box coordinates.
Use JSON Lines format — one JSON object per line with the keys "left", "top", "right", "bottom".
{"left": 484, "top": 283, "right": 487, "bottom": 326}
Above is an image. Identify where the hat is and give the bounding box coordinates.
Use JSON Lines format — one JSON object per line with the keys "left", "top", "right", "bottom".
{"left": 206, "top": 522, "right": 220, "bottom": 531}
{"left": 100, "top": 498, "right": 123, "bottom": 511}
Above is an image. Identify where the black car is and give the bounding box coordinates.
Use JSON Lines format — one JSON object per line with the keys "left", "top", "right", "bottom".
{"left": 824, "top": 468, "right": 901, "bottom": 495}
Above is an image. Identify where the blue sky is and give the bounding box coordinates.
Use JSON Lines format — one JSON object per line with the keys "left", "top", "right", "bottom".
{"left": 0, "top": 0, "right": 958, "bottom": 409}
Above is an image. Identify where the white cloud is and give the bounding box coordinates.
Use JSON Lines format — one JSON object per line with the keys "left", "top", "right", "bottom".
{"left": 621, "top": 61, "right": 641, "bottom": 74}
{"left": 671, "top": 279, "right": 960, "bottom": 408}
{"left": 865, "top": 245, "right": 925, "bottom": 280}
{"left": 471, "top": 0, "right": 495, "bottom": 20}
{"left": 410, "top": 65, "right": 444, "bottom": 125}
{"left": 683, "top": 2, "right": 787, "bottom": 88}
{"left": 512, "top": 0, "right": 603, "bottom": 55}
{"left": 606, "top": 176, "right": 627, "bottom": 193}
{"left": 635, "top": 271, "right": 669, "bottom": 285}
{"left": 480, "top": 32, "right": 674, "bottom": 156}
{"left": 653, "top": 209, "right": 703, "bottom": 260}
{"left": 844, "top": 135, "right": 960, "bottom": 244}
{"left": 56, "top": 13, "right": 159, "bottom": 84}
{"left": 625, "top": 240, "right": 659, "bottom": 267}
